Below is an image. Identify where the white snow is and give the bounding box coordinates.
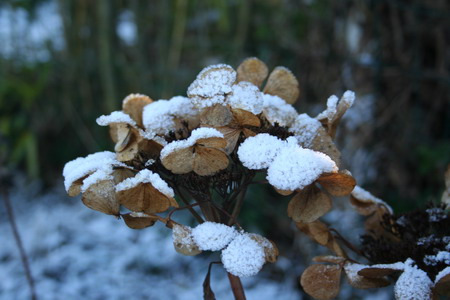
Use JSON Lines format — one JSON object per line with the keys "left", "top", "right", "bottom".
{"left": 394, "top": 259, "right": 433, "bottom": 300}
{"left": 142, "top": 96, "right": 197, "bottom": 137}
{"left": 221, "top": 233, "right": 265, "bottom": 277}
{"left": 191, "top": 222, "right": 237, "bottom": 251}
{"left": 424, "top": 251, "right": 450, "bottom": 266}
{"left": 316, "top": 95, "right": 338, "bottom": 121}
{"left": 267, "top": 143, "right": 338, "bottom": 191}
{"left": 115, "top": 169, "right": 174, "bottom": 198}
{"left": 237, "top": 134, "right": 285, "bottom": 169}
{"left": 288, "top": 113, "right": 321, "bottom": 147}
{"left": 341, "top": 90, "right": 356, "bottom": 108}
{"left": 367, "top": 262, "right": 405, "bottom": 271}
{"left": 226, "top": 81, "right": 264, "bottom": 114}
{"left": 262, "top": 94, "right": 298, "bottom": 127}
{"left": 63, "top": 151, "right": 123, "bottom": 192}
{"left": 435, "top": 267, "right": 450, "bottom": 284}
{"left": 344, "top": 262, "right": 368, "bottom": 282}
{"left": 80, "top": 169, "right": 114, "bottom": 192}
{"left": 187, "top": 64, "right": 236, "bottom": 108}
{"left": 96, "top": 111, "right": 137, "bottom": 127}
{"left": 160, "top": 128, "right": 224, "bottom": 159}
{"left": 122, "top": 93, "right": 150, "bottom": 105}
{"left": 351, "top": 186, "right": 393, "bottom": 214}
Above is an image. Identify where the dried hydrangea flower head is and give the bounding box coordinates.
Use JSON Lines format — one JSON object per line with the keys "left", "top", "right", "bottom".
{"left": 62, "top": 58, "right": 359, "bottom": 299}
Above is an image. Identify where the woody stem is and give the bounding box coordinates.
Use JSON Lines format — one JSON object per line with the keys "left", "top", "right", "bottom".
{"left": 227, "top": 272, "right": 246, "bottom": 300}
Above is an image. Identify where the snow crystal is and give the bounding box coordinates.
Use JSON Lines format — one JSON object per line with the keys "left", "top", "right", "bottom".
{"left": 351, "top": 186, "right": 393, "bottom": 214}
{"left": 316, "top": 95, "right": 338, "bottom": 121}
{"left": 96, "top": 111, "right": 137, "bottom": 126}
{"left": 115, "top": 169, "right": 174, "bottom": 198}
{"left": 221, "top": 233, "right": 265, "bottom": 277}
{"left": 344, "top": 263, "right": 368, "bottom": 282}
{"left": 63, "top": 151, "right": 122, "bottom": 192}
{"left": 80, "top": 168, "right": 114, "bottom": 192}
{"left": 435, "top": 267, "right": 450, "bottom": 284}
{"left": 187, "top": 64, "right": 236, "bottom": 108}
{"left": 368, "top": 262, "right": 405, "bottom": 271}
{"left": 226, "top": 81, "right": 264, "bottom": 114}
{"left": 191, "top": 222, "right": 237, "bottom": 251}
{"left": 262, "top": 94, "right": 297, "bottom": 127}
{"left": 288, "top": 113, "right": 321, "bottom": 147}
{"left": 394, "top": 259, "right": 433, "bottom": 300}
{"left": 142, "top": 96, "right": 197, "bottom": 136}
{"left": 160, "top": 128, "right": 224, "bottom": 159}
{"left": 237, "top": 134, "right": 285, "bottom": 169}
{"left": 426, "top": 207, "right": 447, "bottom": 222}
{"left": 267, "top": 145, "right": 338, "bottom": 191}
{"left": 341, "top": 90, "right": 355, "bottom": 107}
{"left": 424, "top": 251, "right": 450, "bottom": 266}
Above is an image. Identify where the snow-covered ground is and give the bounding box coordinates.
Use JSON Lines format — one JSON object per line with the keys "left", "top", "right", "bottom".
{"left": 0, "top": 183, "right": 301, "bottom": 300}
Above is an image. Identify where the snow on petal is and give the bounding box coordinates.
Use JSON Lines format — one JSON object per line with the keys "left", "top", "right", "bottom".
{"left": 115, "top": 169, "right": 174, "bottom": 198}
{"left": 237, "top": 134, "right": 285, "bottom": 169}
{"left": 316, "top": 95, "right": 338, "bottom": 121}
{"left": 435, "top": 266, "right": 450, "bottom": 284}
{"left": 221, "top": 233, "right": 265, "bottom": 277}
{"left": 262, "top": 94, "right": 297, "bottom": 127}
{"left": 351, "top": 186, "right": 393, "bottom": 214}
{"left": 341, "top": 90, "right": 355, "bottom": 107}
{"left": 96, "top": 111, "right": 137, "bottom": 127}
{"left": 394, "top": 259, "right": 433, "bottom": 300}
{"left": 226, "top": 81, "right": 264, "bottom": 114}
{"left": 288, "top": 113, "right": 321, "bottom": 147}
{"left": 81, "top": 168, "right": 114, "bottom": 192}
{"left": 191, "top": 222, "right": 237, "bottom": 251}
{"left": 267, "top": 145, "right": 338, "bottom": 191}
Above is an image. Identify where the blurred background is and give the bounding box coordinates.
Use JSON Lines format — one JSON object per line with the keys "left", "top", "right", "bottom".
{"left": 0, "top": 0, "right": 449, "bottom": 299}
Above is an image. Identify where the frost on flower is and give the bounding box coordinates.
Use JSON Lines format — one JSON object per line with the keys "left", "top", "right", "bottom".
{"left": 262, "top": 93, "right": 297, "bottom": 127}
{"left": 267, "top": 143, "right": 338, "bottom": 191}
{"left": 191, "top": 222, "right": 237, "bottom": 251}
{"left": 142, "top": 96, "right": 197, "bottom": 137}
{"left": 226, "top": 81, "right": 264, "bottom": 114}
{"left": 394, "top": 260, "right": 433, "bottom": 300}
{"left": 96, "top": 111, "right": 137, "bottom": 127}
{"left": 172, "top": 224, "right": 202, "bottom": 256}
{"left": 115, "top": 169, "right": 174, "bottom": 198}
{"left": 289, "top": 113, "right": 321, "bottom": 147}
{"left": 187, "top": 64, "right": 236, "bottom": 109}
{"left": 316, "top": 95, "right": 338, "bottom": 122}
{"left": 221, "top": 233, "right": 265, "bottom": 277}
{"left": 63, "top": 151, "right": 123, "bottom": 196}
{"left": 351, "top": 185, "right": 393, "bottom": 214}
{"left": 237, "top": 133, "right": 285, "bottom": 169}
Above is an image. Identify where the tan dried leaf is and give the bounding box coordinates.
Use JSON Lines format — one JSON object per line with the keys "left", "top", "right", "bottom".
{"left": 236, "top": 57, "right": 269, "bottom": 87}
{"left": 317, "top": 172, "right": 356, "bottom": 197}
{"left": 248, "top": 234, "right": 279, "bottom": 263}
{"left": 122, "top": 94, "right": 153, "bottom": 127}
{"left": 343, "top": 263, "right": 390, "bottom": 289}
{"left": 196, "top": 137, "right": 227, "bottom": 149}
{"left": 112, "top": 123, "right": 132, "bottom": 152}
{"left": 117, "top": 182, "right": 178, "bottom": 213}
{"left": 349, "top": 195, "right": 377, "bottom": 216}
{"left": 81, "top": 179, "right": 119, "bottom": 215}
{"left": 313, "top": 256, "right": 346, "bottom": 264}
{"left": 242, "top": 128, "right": 257, "bottom": 138}
{"left": 172, "top": 224, "right": 202, "bottom": 256}
{"left": 263, "top": 66, "right": 300, "bottom": 104}
{"left": 288, "top": 185, "right": 332, "bottom": 223}
{"left": 216, "top": 126, "right": 241, "bottom": 154}
{"left": 435, "top": 269, "right": 450, "bottom": 296}
{"left": 311, "top": 127, "right": 341, "bottom": 167}
{"left": 357, "top": 267, "right": 401, "bottom": 278}
{"left": 274, "top": 188, "right": 294, "bottom": 196}
{"left": 200, "top": 104, "right": 233, "bottom": 127}
{"left": 68, "top": 175, "right": 88, "bottom": 197}
{"left": 296, "top": 220, "right": 330, "bottom": 246}
{"left": 122, "top": 213, "right": 158, "bottom": 229}
{"left": 300, "top": 264, "right": 342, "bottom": 300}
{"left": 232, "top": 108, "right": 261, "bottom": 127}
{"left": 112, "top": 168, "right": 135, "bottom": 184}
{"left": 193, "top": 146, "right": 229, "bottom": 176}
{"left": 161, "top": 147, "right": 195, "bottom": 174}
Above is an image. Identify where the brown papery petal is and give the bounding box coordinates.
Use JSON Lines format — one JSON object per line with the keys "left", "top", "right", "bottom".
{"left": 313, "top": 255, "right": 346, "bottom": 264}
{"left": 122, "top": 213, "right": 158, "bottom": 229}
{"left": 300, "top": 264, "right": 342, "bottom": 300}
{"left": 114, "top": 124, "right": 133, "bottom": 152}
{"left": 68, "top": 175, "right": 88, "bottom": 197}
{"left": 232, "top": 108, "right": 261, "bottom": 127}
{"left": 349, "top": 196, "right": 377, "bottom": 216}
{"left": 288, "top": 185, "right": 332, "bottom": 223}
{"left": 200, "top": 104, "right": 233, "bottom": 127}
{"left": 274, "top": 188, "right": 294, "bottom": 196}
{"left": 82, "top": 179, "right": 119, "bottom": 215}
{"left": 117, "top": 182, "right": 178, "bottom": 213}
{"left": 357, "top": 267, "right": 401, "bottom": 278}
{"left": 122, "top": 94, "right": 153, "bottom": 127}
{"left": 113, "top": 168, "right": 135, "bottom": 185}
{"left": 296, "top": 220, "right": 330, "bottom": 246}
{"left": 263, "top": 66, "right": 300, "bottom": 104}
{"left": 435, "top": 270, "right": 450, "bottom": 296}
{"left": 248, "top": 234, "right": 279, "bottom": 263}
{"left": 161, "top": 147, "right": 195, "bottom": 174}
{"left": 196, "top": 137, "right": 227, "bottom": 149}
{"left": 215, "top": 126, "right": 241, "bottom": 154}
{"left": 317, "top": 172, "right": 356, "bottom": 197}
{"left": 193, "top": 146, "right": 229, "bottom": 176}
{"left": 311, "top": 127, "right": 341, "bottom": 167}
{"left": 236, "top": 57, "right": 269, "bottom": 88}
{"left": 344, "top": 263, "right": 390, "bottom": 289}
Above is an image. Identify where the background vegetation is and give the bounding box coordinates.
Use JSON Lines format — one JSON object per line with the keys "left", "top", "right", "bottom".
{"left": 1, "top": 0, "right": 449, "bottom": 211}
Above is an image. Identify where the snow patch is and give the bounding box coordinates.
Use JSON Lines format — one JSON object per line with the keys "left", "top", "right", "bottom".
{"left": 237, "top": 134, "right": 285, "bottom": 169}
{"left": 288, "top": 113, "right": 321, "bottom": 147}
{"left": 262, "top": 94, "right": 297, "bottom": 127}
{"left": 96, "top": 111, "right": 137, "bottom": 127}
{"left": 226, "top": 81, "right": 264, "bottom": 114}
{"left": 191, "top": 222, "right": 237, "bottom": 251}
{"left": 115, "top": 169, "right": 174, "bottom": 198}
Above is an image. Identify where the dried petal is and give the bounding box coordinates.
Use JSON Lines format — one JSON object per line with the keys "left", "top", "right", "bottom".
{"left": 114, "top": 124, "right": 133, "bottom": 152}
{"left": 248, "top": 233, "right": 279, "bottom": 263}
{"left": 344, "top": 262, "right": 390, "bottom": 289}
{"left": 68, "top": 176, "right": 87, "bottom": 197}
{"left": 288, "top": 185, "right": 332, "bottom": 223}
{"left": 216, "top": 126, "right": 241, "bottom": 154}
{"left": 196, "top": 137, "right": 227, "bottom": 149}
{"left": 236, "top": 57, "right": 269, "bottom": 87}
{"left": 310, "top": 127, "right": 341, "bottom": 167}
{"left": 81, "top": 179, "right": 119, "bottom": 215}
{"left": 112, "top": 168, "right": 135, "bottom": 184}
{"left": 300, "top": 264, "right": 342, "bottom": 300}
{"left": 193, "top": 146, "right": 229, "bottom": 176}
{"left": 231, "top": 108, "right": 261, "bottom": 127}
{"left": 317, "top": 172, "right": 356, "bottom": 197}
{"left": 274, "top": 188, "right": 294, "bottom": 196}
{"left": 435, "top": 267, "right": 450, "bottom": 296}
{"left": 161, "top": 147, "right": 195, "bottom": 174}
{"left": 358, "top": 266, "right": 403, "bottom": 278}
{"left": 296, "top": 220, "right": 330, "bottom": 246}
{"left": 172, "top": 224, "right": 202, "bottom": 256}
{"left": 263, "top": 66, "right": 300, "bottom": 104}
{"left": 122, "top": 94, "right": 153, "bottom": 127}
{"left": 122, "top": 213, "right": 158, "bottom": 229}
{"left": 200, "top": 104, "right": 233, "bottom": 127}
{"left": 313, "top": 256, "right": 346, "bottom": 264}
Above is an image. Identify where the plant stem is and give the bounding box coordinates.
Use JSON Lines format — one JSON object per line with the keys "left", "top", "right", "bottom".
{"left": 2, "top": 190, "right": 38, "bottom": 300}
{"left": 174, "top": 186, "right": 204, "bottom": 224}
{"left": 227, "top": 272, "right": 246, "bottom": 300}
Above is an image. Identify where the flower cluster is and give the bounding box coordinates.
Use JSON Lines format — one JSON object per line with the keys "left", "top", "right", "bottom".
{"left": 63, "top": 57, "right": 359, "bottom": 296}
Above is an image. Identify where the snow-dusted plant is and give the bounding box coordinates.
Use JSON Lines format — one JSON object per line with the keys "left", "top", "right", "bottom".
{"left": 63, "top": 57, "right": 360, "bottom": 299}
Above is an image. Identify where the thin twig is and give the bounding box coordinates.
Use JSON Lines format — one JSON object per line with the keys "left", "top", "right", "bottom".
{"left": 168, "top": 203, "right": 200, "bottom": 220}
{"left": 174, "top": 186, "right": 204, "bottom": 224}
{"left": 2, "top": 190, "right": 38, "bottom": 300}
